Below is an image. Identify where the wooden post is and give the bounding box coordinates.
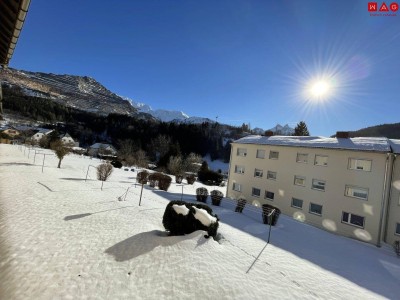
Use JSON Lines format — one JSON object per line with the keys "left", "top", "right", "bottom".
{"left": 138, "top": 183, "right": 144, "bottom": 206}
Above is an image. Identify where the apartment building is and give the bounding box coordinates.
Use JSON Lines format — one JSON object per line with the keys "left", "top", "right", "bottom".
{"left": 227, "top": 134, "right": 400, "bottom": 247}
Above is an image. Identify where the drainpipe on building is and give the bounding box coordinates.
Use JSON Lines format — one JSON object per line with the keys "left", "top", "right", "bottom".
{"left": 377, "top": 153, "right": 393, "bottom": 247}
{"left": 383, "top": 154, "right": 396, "bottom": 243}
{"left": 226, "top": 143, "right": 234, "bottom": 198}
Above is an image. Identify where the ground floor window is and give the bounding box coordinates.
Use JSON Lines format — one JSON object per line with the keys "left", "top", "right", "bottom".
{"left": 342, "top": 211, "right": 365, "bottom": 228}
{"left": 396, "top": 223, "right": 400, "bottom": 235}
{"left": 252, "top": 187, "right": 261, "bottom": 197}
{"left": 291, "top": 198, "right": 303, "bottom": 209}
{"left": 265, "top": 191, "right": 274, "bottom": 200}
{"left": 309, "top": 203, "right": 322, "bottom": 216}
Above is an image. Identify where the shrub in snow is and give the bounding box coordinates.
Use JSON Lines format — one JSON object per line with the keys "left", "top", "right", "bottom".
{"left": 148, "top": 172, "right": 161, "bottom": 188}
{"left": 162, "top": 200, "right": 219, "bottom": 239}
{"left": 158, "top": 174, "right": 172, "bottom": 191}
{"left": 97, "top": 163, "right": 113, "bottom": 190}
{"left": 235, "top": 198, "right": 247, "bottom": 213}
{"left": 111, "top": 160, "right": 122, "bottom": 168}
{"left": 210, "top": 190, "right": 223, "bottom": 206}
{"left": 137, "top": 170, "right": 149, "bottom": 184}
{"left": 262, "top": 204, "right": 281, "bottom": 226}
{"left": 196, "top": 187, "right": 209, "bottom": 203}
{"left": 197, "top": 169, "right": 223, "bottom": 186}
{"left": 175, "top": 175, "right": 183, "bottom": 184}
{"left": 147, "top": 172, "right": 172, "bottom": 191}
{"left": 186, "top": 174, "right": 196, "bottom": 185}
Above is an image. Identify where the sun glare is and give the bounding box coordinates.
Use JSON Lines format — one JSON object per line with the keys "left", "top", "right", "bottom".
{"left": 310, "top": 81, "right": 330, "bottom": 98}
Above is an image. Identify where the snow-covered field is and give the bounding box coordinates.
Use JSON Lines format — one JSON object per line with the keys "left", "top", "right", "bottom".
{"left": 0, "top": 144, "right": 399, "bottom": 299}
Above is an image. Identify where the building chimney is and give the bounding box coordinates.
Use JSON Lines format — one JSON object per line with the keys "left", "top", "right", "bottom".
{"left": 336, "top": 131, "right": 350, "bottom": 138}
{"left": 264, "top": 130, "right": 274, "bottom": 137}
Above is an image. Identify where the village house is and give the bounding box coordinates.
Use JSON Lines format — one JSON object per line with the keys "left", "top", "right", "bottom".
{"left": 59, "top": 133, "right": 79, "bottom": 147}
{"left": 30, "top": 129, "right": 53, "bottom": 143}
{"left": 227, "top": 133, "right": 400, "bottom": 247}
{"left": 88, "top": 143, "right": 117, "bottom": 157}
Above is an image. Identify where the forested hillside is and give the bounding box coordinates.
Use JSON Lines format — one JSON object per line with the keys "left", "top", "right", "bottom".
{"left": 3, "top": 85, "right": 236, "bottom": 164}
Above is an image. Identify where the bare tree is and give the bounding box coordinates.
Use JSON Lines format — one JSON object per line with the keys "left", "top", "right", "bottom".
{"left": 150, "top": 135, "right": 171, "bottom": 162}
{"left": 167, "top": 155, "right": 184, "bottom": 175}
{"left": 117, "top": 140, "right": 136, "bottom": 161}
{"left": 50, "top": 139, "right": 71, "bottom": 168}
{"left": 134, "top": 149, "right": 149, "bottom": 168}
{"left": 97, "top": 163, "right": 113, "bottom": 190}
{"left": 184, "top": 152, "right": 203, "bottom": 173}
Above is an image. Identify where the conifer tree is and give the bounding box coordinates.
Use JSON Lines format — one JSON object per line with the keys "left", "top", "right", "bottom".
{"left": 294, "top": 121, "right": 310, "bottom": 136}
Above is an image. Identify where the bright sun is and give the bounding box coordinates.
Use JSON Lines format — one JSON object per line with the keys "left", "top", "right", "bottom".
{"left": 310, "top": 80, "right": 330, "bottom": 98}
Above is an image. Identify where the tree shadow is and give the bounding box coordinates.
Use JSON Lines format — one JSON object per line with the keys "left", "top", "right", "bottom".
{"left": 0, "top": 162, "right": 33, "bottom": 166}
{"left": 105, "top": 230, "right": 204, "bottom": 262}
{"left": 59, "top": 178, "right": 88, "bottom": 181}
{"left": 64, "top": 206, "right": 136, "bottom": 221}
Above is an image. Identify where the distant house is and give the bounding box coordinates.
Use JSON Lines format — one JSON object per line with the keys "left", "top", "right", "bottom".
{"left": 60, "top": 133, "right": 79, "bottom": 147}
{"left": 88, "top": 143, "right": 117, "bottom": 157}
{"left": 31, "top": 129, "right": 54, "bottom": 143}
{"left": 1, "top": 128, "right": 20, "bottom": 138}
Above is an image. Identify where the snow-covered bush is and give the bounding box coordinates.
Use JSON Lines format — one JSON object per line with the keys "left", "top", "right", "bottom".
{"left": 136, "top": 170, "right": 149, "bottom": 184}
{"left": 97, "top": 163, "right": 113, "bottom": 190}
{"left": 235, "top": 198, "right": 247, "bottom": 213}
{"left": 175, "top": 175, "right": 183, "bottom": 184}
{"left": 210, "top": 190, "right": 223, "bottom": 206}
{"left": 147, "top": 172, "right": 172, "bottom": 191}
{"left": 148, "top": 172, "right": 160, "bottom": 187}
{"left": 162, "top": 200, "right": 219, "bottom": 239}
{"left": 158, "top": 174, "right": 172, "bottom": 191}
{"left": 186, "top": 174, "right": 196, "bottom": 184}
{"left": 262, "top": 204, "right": 281, "bottom": 226}
{"left": 111, "top": 160, "right": 122, "bottom": 168}
{"left": 196, "top": 187, "right": 208, "bottom": 203}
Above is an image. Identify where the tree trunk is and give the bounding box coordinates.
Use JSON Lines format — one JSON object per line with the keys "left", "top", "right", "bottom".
{"left": 101, "top": 180, "right": 104, "bottom": 190}
{"left": 58, "top": 158, "right": 62, "bottom": 168}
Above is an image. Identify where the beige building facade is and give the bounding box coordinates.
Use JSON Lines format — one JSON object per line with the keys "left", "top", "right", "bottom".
{"left": 227, "top": 135, "right": 400, "bottom": 247}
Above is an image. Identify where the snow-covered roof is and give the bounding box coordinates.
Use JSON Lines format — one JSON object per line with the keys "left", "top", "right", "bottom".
{"left": 233, "top": 135, "right": 391, "bottom": 152}
{"left": 90, "top": 143, "right": 115, "bottom": 149}
{"left": 389, "top": 139, "right": 400, "bottom": 154}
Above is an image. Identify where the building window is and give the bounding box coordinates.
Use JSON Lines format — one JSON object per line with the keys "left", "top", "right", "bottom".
{"left": 235, "top": 165, "right": 245, "bottom": 174}
{"left": 254, "top": 169, "right": 263, "bottom": 177}
{"left": 232, "top": 183, "right": 242, "bottom": 192}
{"left": 267, "top": 171, "right": 277, "bottom": 180}
{"left": 309, "top": 203, "right": 322, "bottom": 215}
{"left": 291, "top": 198, "right": 303, "bottom": 209}
{"left": 256, "top": 149, "right": 265, "bottom": 159}
{"left": 296, "top": 153, "right": 308, "bottom": 163}
{"left": 345, "top": 186, "right": 368, "bottom": 200}
{"left": 312, "top": 179, "right": 326, "bottom": 191}
{"left": 269, "top": 151, "right": 279, "bottom": 159}
{"left": 396, "top": 223, "right": 400, "bottom": 235}
{"left": 252, "top": 188, "right": 261, "bottom": 197}
{"left": 265, "top": 191, "right": 274, "bottom": 200}
{"left": 314, "top": 155, "right": 328, "bottom": 166}
{"left": 342, "top": 212, "right": 365, "bottom": 228}
{"left": 237, "top": 148, "right": 247, "bottom": 157}
{"left": 294, "top": 175, "right": 306, "bottom": 186}
{"left": 348, "top": 158, "right": 372, "bottom": 172}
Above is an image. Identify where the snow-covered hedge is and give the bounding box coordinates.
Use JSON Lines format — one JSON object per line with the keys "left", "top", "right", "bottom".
{"left": 196, "top": 187, "right": 209, "bottom": 203}
{"left": 162, "top": 200, "right": 219, "bottom": 239}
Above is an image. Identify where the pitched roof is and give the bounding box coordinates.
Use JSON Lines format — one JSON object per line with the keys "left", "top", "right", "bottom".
{"left": 389, "top": 139, "right": 400, "bottom": 154}
{"left": 233, "top": 135, "right": 391, "bottom": 152}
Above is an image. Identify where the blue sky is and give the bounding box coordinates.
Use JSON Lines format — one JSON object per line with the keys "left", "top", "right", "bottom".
{"left": 10, "top": 0, "right": 400, "bottom": 136}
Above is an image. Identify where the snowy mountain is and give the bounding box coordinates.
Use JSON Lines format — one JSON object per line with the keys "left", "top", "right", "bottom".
{"left": 268, "top": 124, "right": 295, "bottom": 135}
{"left": 0, "top": 68, "right": 139, "bottom": 117}
{"left": 122, "top": 96, "right": 213, "bottom": 124}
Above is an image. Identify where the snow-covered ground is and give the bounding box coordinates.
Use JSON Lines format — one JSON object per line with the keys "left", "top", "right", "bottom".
{"left": 0, "top": 144, "right": 399, "bottom": 299}
{"left": 203, "top": 154, "right": 229, "bottom": 173}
